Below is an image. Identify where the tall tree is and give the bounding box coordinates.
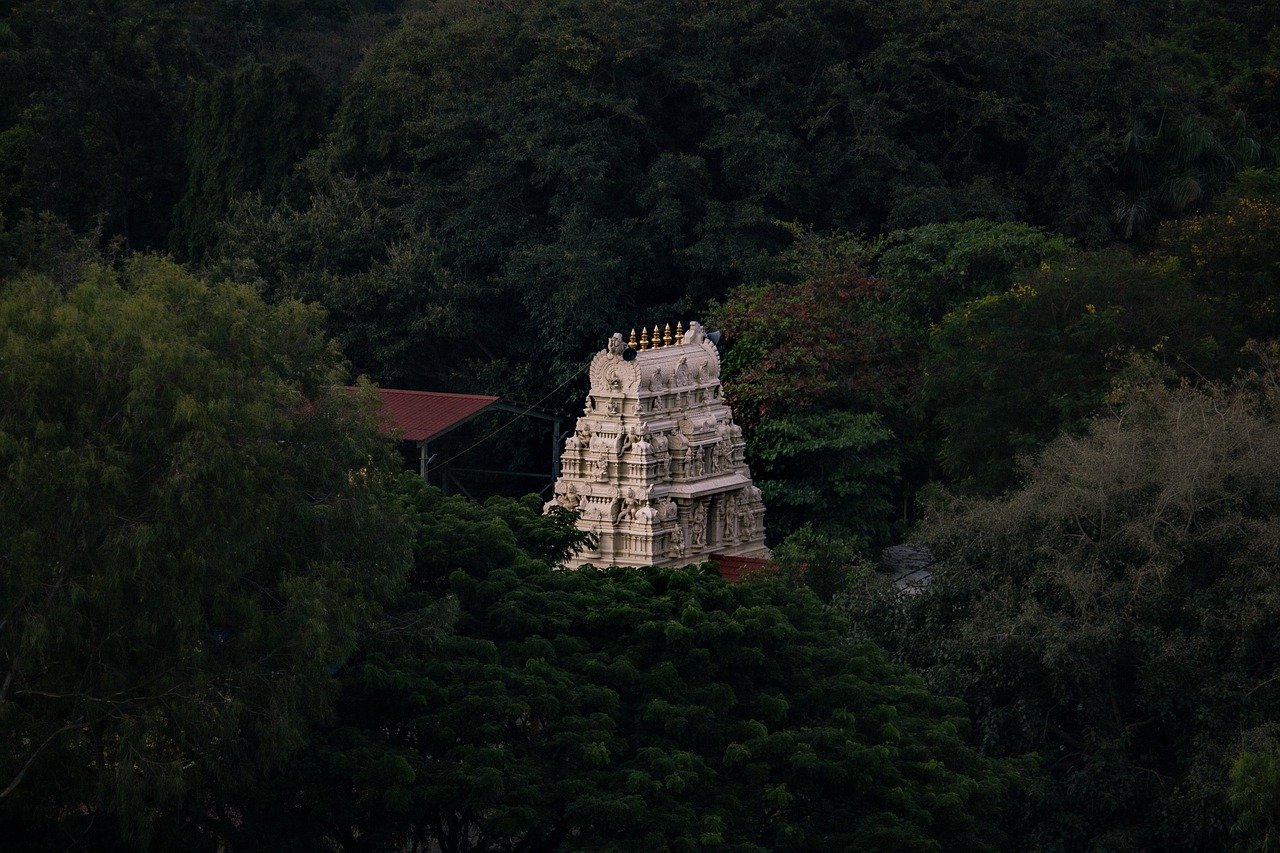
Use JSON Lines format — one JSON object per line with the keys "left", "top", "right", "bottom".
{"left": 172, "top": 59, "right": 333, "bottom": 263}
{"left": 0, "top": 256, "right": 412, "bottom": 846}
{"left": 708, "top": 229, "right": 908, "bottom": 548}
{"left": 845, "top": 363, "right": 1280, "bottom": 848}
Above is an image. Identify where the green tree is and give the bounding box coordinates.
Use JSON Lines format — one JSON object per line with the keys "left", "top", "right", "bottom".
{"left": 0, "top": 0, "right": 404, "bottom": 257}
{"left": 712, "top": 220, "right": 1070, "bottom": 544}
{"left": 1156, "top": 167, "right": 1280, "bottom": 341}
{"left": 1230, "top": 744, "right": 1280, "bottom": 851}
{"left": 1114, "top": 110, "right": 1268, "bottom": 238}
{"left": 709, "top": 231, "right": 909, "bottom": 547}
{"left": 873, "top": 219, "right": 1070, "bottom": 328}
{"left": 922, "top": 248, "right": 1243, "bottom": 490}
{"left": 216, "top": 173, "right": 471, "bottom": 389}
{"left": 239, "top": 481, "right": 1022, "bottom": 851}
{"left": 172, "top": 59, "right": 333, "bottom": 263}
{"left": 0, "top": 0, "right": 190, "bottom": 250}
{"left": 0, "top": 255, "right": 412, "bottom": 846}
{"left": 846, "top": 365, "right": 1280, "bottom": 848}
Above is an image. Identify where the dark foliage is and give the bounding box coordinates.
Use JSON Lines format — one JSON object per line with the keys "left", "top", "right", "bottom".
{"left": 233, "top": 482, "right": 1021, "bottom": 851}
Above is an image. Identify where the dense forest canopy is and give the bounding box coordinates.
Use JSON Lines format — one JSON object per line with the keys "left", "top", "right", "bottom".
{"left": 3, "top": 0, "right": 1277, "bottom": 390}
{"left": 3, "top": 0, "right": 1280, "bottom": 849}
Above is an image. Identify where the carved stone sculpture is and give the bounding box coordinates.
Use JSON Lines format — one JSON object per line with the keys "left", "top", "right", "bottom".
{"left": 690, "top": 501, "right": 707, "bottom": 548}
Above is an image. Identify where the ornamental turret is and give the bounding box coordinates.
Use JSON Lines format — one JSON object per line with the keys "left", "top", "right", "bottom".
{"left": 545, "top": 321, "right": 768, "bottom": 567}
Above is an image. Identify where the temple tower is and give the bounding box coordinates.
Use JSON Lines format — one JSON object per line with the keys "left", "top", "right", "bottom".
{"left": 546, "top": 321, "right": 768, "bottom": 568}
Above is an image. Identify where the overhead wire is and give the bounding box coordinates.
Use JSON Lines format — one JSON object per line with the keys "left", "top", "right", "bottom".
{"left": 425, "top": 364, "right": 587, "bottom": 476}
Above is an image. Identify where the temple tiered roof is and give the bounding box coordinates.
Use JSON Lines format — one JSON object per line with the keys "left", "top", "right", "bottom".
{"left": 547, "top": 321, "right": 768, "bottom": 568}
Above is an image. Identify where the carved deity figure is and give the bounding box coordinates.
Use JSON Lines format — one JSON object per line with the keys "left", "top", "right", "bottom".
{"left": 665, "top": 525, "right": 686, "bottom": 558}
{"left": 722, "top": 493, "right": 739, "bottom": 543}
{"left": 713, "top": 440, "right": 729, "bottom": 471}
{"left": 622, "top": 487, "right": 644, "bottom": 521}
{"left": 652, "top": 432, "right": 671, "bottom": 479}
{"left": 675, "top": 356, "right": 691, "bottom": 387}
{"left": 557, "top": 484, "right": 581, "bottom": 511}
{"left": 621, "top": 425, "right": 650, "bottom": 455}
{"left": 690, "top": 502, "right": 707, "bottom": 548}
{"left": 686, "top": 445, "right": 703, "bottom": 477}
{"left": 607, "top": 332, "right": 625, "bottom": 357}
{"left": 658, "top": 497, "right": 678, "bottom": 522}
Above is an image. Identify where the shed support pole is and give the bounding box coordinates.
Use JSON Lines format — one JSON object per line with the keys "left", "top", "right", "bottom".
{"left": 419, "top": 442, "right": 428, "bottom": 479}
{"left": 552, "top": 420, "right": 562, "bottom": 482}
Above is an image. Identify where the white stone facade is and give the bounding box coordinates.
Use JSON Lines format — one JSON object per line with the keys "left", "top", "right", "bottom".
{"left": 546, "top": 322, "right": 768, "bottom": 568}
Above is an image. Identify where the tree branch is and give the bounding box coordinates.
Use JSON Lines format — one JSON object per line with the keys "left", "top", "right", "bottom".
{"left": 0, "top": 717, "right": 88, "bottom": 799}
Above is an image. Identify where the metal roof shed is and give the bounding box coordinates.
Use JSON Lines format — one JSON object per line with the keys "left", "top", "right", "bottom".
{"left": 355, "top": 387, "right": 563, "bottom": 497}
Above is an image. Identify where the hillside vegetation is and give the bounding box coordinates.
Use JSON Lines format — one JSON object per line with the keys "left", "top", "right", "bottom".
{"left": 2, "top": 0, "right": 1280, "bottom": 849}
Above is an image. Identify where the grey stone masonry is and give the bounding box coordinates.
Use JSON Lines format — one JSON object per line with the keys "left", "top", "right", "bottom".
{"left": 546, "top": 322, "right": 769, "bottom": 568}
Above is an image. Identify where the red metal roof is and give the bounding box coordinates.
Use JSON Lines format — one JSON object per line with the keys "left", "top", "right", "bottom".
{"left": 361, "top": 388, "right": 499, "bottom": 442}
{"left": 710, "top": 553, "right": 775, "bottom": 583}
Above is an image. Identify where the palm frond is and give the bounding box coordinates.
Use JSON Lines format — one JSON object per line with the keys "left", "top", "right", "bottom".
{"left": 1233, "top": 136, "right": 1262, "bottom": 168}
{"left": 1176, "top": 118, "right": 1215, "bottom": 164}
{"left": 1121, "top": 123, "right": 1149, "bottom": 157}
{"left": 1114, "top": 198, "right": 1150, "bottom": 239}
{"left": 1164, "top": 176, "right": 1203, "bottom": 211}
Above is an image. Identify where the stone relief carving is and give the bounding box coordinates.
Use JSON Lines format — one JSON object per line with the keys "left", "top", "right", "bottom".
{"left": 690, "top": 502, "right": 707, "bottom": 548}
{"left": 675, "top": 357, "right": 691, "bottom": 386}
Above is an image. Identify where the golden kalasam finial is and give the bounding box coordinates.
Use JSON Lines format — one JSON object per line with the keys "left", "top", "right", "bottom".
{"left": 640, "top": 327, "right": 650, "bottom": 350}
{"left": 675, "top": 321, "right": 683, "bottom": 343}
{"left": 628, "top": 328, "right": 638, "bottom": 348}
{"left": 652, "top": 324, "right": 661, "bottom": 347}
{"left": 663, "top": 323, "right": 673, "bottom": 347}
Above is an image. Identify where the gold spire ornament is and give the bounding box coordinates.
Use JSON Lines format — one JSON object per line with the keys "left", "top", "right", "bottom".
{"left": 628, "top": 328, "right": 638, "bottom": 348}
{"left": 640, "top": 328, "right": 650, "bottom": 350}
{"left": 652, "top": 325, "right": 661, "bottom": 347}
{"left": 663, "top": 323, "right": 673, "bottom": 347}
{"left": 675, "top": 321, "right": 683, "bottom": 343}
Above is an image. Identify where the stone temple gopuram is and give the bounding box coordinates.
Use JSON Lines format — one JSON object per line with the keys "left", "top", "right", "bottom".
{"left": 546, "top": 321, "right": 768, "bottom": 568}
